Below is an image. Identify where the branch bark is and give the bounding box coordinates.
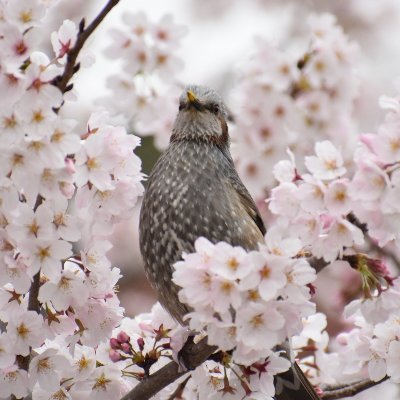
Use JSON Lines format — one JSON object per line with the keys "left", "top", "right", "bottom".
{"left": 52, "top": 0, "right": 120, "bottom": 94}
{"left": 320, "top": 376, "right": 389, "bottom": 399}
{"left": 121, "top": 337, "right": 216, "bottom": 400}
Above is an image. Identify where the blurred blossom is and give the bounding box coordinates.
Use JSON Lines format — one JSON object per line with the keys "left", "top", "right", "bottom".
{"left": 230, "top": 13, "right": 360, "bottom": 199}
{"left": 101, "top": 11, "right": 187, "bottom": 150}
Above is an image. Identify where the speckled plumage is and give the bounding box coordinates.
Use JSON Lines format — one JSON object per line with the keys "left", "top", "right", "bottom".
{"left": 139, "top": 85, "right": 265, "bottom": 322}
{"left": 139, "top": 85, "right": 320, "bottom": 400}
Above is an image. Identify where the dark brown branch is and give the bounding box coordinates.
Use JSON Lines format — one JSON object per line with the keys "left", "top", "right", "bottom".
{"left": 52, "top": 0, "right": 120, "bottom": 93}
{"left": 28, "top": 271, "right": 41, "bottom": 313}
{"left": 321, "top": 376, "right": 389, "bottom": 399}
{"left": 121, "top": 337, "right": 216, "bottom": 400}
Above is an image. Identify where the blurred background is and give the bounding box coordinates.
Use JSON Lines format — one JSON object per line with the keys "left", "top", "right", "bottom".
{"left": 46, "top": 0, "right": 400, "bottom": 322}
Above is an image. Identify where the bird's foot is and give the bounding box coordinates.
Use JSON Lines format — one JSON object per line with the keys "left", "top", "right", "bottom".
{"left": 177, "top": 334, "right": 198, "bottom": 371}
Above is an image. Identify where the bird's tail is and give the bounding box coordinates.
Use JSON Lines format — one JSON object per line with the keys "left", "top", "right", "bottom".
{"left": 274, "top": 361, "right": 321, "bottom": 400}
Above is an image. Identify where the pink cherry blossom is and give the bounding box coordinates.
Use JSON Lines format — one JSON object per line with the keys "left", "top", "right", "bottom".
{"left": 51, "top": 19, "right": 77, "bottom": 62}
{"left": 7, "top": 310, "right": 44, "bottom": 356}
{"left": 0, "top": 365, "right": 29, "bottom": 399}
{"left": 29, "top": 348, "right": 70, "bottom": 392}
{"left": 305, "top": 140, "right": 346, "bottom": 180}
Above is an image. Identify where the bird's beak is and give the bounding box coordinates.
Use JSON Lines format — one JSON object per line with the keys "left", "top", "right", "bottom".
{"left": 186, "top": 90, "right": 203, "bottom": 110}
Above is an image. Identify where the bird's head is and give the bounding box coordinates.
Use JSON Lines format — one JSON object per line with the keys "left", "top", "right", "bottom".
{"left": 171, "top": 85, "right": 229, "bottom": 146}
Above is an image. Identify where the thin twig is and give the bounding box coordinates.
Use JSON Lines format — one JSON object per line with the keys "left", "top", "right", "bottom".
{"left": 52, "top": 0, "right": 120, "bottom": 94}
{"left": 121, "top": 337, "right": 216, "bottom": 400}
{"left": 321, "top": 376, "right": 389, "bottom": 399}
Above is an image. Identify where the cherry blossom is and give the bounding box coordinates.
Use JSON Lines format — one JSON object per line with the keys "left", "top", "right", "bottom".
{"left": 7, "top": 310, "right": 44, "bottom": 356}
{"left": 0, "top": 365, "right": 29, "bottom": 399}
{"left": 305, "top": 141, "right": 346, "bottom": 181}
{"left": 29, "top": 348, "right": 70, "bottom": 392}
{"left": 51, "top": 19, "right": 78, "bottom": 62}
{"left": 102, "top": 11, "right": 187, "bottom": 150}
{"left": 231, "top": 13, "right": 359, "bottom": 200}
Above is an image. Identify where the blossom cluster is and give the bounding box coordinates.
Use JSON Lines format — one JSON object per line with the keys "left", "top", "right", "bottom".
{"left": 269, "top": 140, "right": 364, "bottom": 263}
{"left": 266, "top": 86, "right": 400, "bottom": 389}
{"left": 0, "top": 1, "right": 144, "bottom": 398}
{"left": 230, "top": 13, "right": 359, "bottom": 199}
{"left": 269, "top": 78, "right": 400, "bottom": 261}
{"left": 102, "top": 11, "right": 187, "bottom": 149}
{"left": 332, "top": 280, "right": 400, "bottom": 384}
{"left": 312, "top": 86, "right": 400, "bottom": 387}
{"left": 108, "top": 303, "right": 186, "bottom": 385}
{"left": 350, "top": 87, "right": 400, "bottom": 249}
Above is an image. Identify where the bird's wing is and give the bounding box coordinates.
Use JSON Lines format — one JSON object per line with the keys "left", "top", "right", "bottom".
{"left": 217, "top": 147, "right": 266, "bottom": 238}
{"left": 234, "top": 180, "right": 266, "bottom": 236}
{"left": 215, "top": 175, "right": 265, "bottom": 251}
{"left": 226, "top": 170, "right": 266, "bottom": 236}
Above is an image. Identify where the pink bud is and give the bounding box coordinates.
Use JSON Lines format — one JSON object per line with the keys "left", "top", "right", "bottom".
{"left": 110, "top": 338, "right": 120, "bottom": 349}
{"left": 137, "top": 337, "right": 145, "bottom": 351}
{"left": 109, "top": 349, "right": 121, "bottom": 362}
{"left": 117, "top": 331, "right": 130, "bottom": 343}
{"left": 121, "top": 343, "right": 131, "bottom": 353}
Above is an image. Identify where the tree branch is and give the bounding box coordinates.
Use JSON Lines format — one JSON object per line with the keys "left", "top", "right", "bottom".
{"left": 121, "top": 337, "right": 216, "bottom": 400}
{"left": 28, "top": 271, "right": 41, "bottom": 313}
{"left": 52, "top": 0, "right": 120, "bottom": 94}
{"left": 320, "top": 376, "right": 389, "bottom": 399}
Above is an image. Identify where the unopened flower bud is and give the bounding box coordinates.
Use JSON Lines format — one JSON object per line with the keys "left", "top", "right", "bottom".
{"left": 117, "top": 331, "right": 130, "bottom": 343}
{"left": 121, "top": 342, "right": 131, "bottom": 353}
{"left": 110, "top": 338, "right": 120, "bottom": 349}
{"left": 137, "top": 337, "right": 145, "bottom": 351}
{"left": 109, "top": 349, "right": 121, "bottom": 362}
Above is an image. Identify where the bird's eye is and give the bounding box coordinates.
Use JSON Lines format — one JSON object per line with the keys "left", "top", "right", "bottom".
{"left": 178, "top": 103, "right": 185, "bottom": 111}
{"left": 210, "top": 103, "right": 219, "bottom": 114}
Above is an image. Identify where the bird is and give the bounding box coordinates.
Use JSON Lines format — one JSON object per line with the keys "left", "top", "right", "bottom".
{"left": 139, "top": 84, "right": 320, "bottom": 400}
